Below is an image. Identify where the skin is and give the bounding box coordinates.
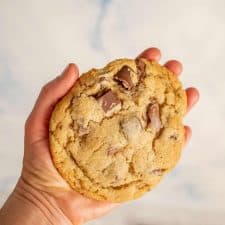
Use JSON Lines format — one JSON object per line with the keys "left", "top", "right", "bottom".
{"left": 0, "top": 48, "right": 199, "bottom": 225}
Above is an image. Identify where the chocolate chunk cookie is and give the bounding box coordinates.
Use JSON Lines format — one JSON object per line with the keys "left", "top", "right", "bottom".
{"left": 49, "top": 58, "right": 187, "bottom": 202}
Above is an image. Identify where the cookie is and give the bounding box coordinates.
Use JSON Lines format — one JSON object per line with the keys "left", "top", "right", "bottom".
{"left": 49, "top": 58, "right": 187, "bottom": 202}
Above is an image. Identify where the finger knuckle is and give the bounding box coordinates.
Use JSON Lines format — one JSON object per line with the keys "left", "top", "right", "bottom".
{"left": 25, "top": 116, "right": 31, "bottom": 130}
{"left": 41, "top": 83, "right": 50, "bottom": 92}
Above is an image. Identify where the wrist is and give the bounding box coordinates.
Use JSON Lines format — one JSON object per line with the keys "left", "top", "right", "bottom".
{"left": 0, "top": 178, "right": 73, "bottom": 225}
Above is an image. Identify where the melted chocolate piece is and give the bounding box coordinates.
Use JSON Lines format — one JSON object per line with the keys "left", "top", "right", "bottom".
{"left": 135, "top": 58, "right": 146, "bottom": 80}
{"left": 107, "top": 147, "right": 120, "bottom": 156}
{"left": 97, "top": 90, "right": 121, "bottom": 113}
{"left": 114, "top": 66, "right": 134, "bottom": 90}
{"left": 151, "top": 168, "right": 166, "bottom": 176}
{"left": 147, "top": 103, "right": 162, "bottom": 132}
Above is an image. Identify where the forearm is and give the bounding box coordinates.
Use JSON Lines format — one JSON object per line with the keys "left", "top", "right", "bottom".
{"left": 0, "top": 179, "right": 72, "bottom": 225}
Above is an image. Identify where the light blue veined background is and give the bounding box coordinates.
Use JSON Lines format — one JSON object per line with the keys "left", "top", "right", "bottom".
{"left": 0, "top": 0, "right": 225, "bottom": 224}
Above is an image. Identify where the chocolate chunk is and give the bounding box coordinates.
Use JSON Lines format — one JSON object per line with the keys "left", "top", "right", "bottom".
{"left": 169, "top": 134, "right": 178, "bottom": 140}
{"left": 99, "top": 77, "right": 106, "bottom": 82}
{"left": 135, "top": 58, "right": 146, "bottom": 79}
{"left": 97, "top": 90, "right": 121, "bottom": 113}
{"left": 151, "top": 168, "right": 166, "bottom": 176}
{"left": 72, "top": 122, "right": 89, "bottom": 136}
{"left": 147, "top": 103, "right": 162, "bottom": 132}
{"left": 114, "top": 66, "right": 134, "bottom": 90}
{"left": 78, "top": 126, "right": 89, "bottom": 136}
{"left": 121, "top": 117, "right": 142, "bottom": 140}
{"left": 107, "top": 147, "right": 120, "bottom": 156}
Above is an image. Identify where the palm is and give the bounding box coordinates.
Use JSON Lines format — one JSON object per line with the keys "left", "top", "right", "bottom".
{"left": 22, "top": 136, "right": 115, "bottom": 224}
{"left": 22, "top": 48, "right": 199, "bottom": 225}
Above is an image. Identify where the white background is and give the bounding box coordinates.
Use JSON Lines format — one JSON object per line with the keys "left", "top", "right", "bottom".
{"left": 0, "top": 1, "right": 225, "bottom": 224}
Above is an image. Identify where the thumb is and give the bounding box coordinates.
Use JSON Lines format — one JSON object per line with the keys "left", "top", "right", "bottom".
{"left": 25, "top": 63, "right": 79, "bottom": 145}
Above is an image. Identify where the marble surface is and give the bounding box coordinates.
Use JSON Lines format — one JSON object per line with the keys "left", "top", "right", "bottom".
{"left": 0, "top": 0, "right": 225, "bottom": 224}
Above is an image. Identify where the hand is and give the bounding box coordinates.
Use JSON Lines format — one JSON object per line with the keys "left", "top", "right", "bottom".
{"left": 0, "top": 48, "right": 199, "bottom": 225}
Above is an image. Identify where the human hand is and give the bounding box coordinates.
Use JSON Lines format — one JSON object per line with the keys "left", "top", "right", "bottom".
{"left": 0, "top": 48, "right": 199, "bottom": 225}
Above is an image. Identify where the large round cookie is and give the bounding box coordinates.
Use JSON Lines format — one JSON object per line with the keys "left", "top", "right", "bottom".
{"left": 49, "top": 58, "right": 187, "bottom": 202}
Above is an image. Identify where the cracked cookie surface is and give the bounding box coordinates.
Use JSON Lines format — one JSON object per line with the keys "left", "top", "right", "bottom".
{"left": 49, "top": 58, "right": 187, "bottom": 202}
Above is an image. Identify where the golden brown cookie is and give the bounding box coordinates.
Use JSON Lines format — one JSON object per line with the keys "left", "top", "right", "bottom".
{"left": 49, "top": 58, "right": 187, "bottom": 202}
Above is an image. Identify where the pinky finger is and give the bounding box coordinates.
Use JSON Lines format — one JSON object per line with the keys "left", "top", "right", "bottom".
{"left": 184, "top": 125, "right": 192, "bottom": 144}
{"left": 186, "top": 87, "right": 200, "bottom": 113}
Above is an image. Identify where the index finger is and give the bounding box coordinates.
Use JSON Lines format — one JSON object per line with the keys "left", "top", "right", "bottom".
{"left": 137, "top": 47, "right": 161, "bottom": 62}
